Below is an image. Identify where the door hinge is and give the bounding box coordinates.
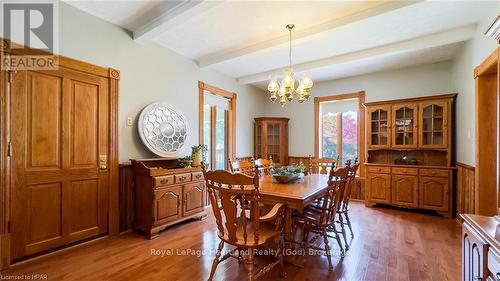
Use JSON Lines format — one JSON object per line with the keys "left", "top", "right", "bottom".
{"left": 7, "top": 141, "right": 12, "bottom": 157}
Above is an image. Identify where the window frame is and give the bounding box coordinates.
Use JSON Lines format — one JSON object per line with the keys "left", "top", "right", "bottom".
{"left": 198, "top": 82, "right": 236, "bottom": 168}
{"left": 314, "top": 91, "right": 366, "bottom": 175}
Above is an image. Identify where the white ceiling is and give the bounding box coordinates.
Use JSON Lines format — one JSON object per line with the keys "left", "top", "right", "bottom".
{"left": 64, "top": 0, "right": 495, "bottom": 90}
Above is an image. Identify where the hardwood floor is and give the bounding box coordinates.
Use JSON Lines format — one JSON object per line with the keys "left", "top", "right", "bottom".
{"left": 1, "top": 202, "right": 461, "bottom": 281}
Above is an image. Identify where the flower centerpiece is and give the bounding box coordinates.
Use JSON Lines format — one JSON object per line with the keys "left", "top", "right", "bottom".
{"left": 270, "top": 163, "right": 307, "bottom": 183}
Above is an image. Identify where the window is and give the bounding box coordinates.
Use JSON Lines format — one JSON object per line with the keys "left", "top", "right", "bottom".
{"left": 314, "top": 92, "right": 365, "bottom": 167}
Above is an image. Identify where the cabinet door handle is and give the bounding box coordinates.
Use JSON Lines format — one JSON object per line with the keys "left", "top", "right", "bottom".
{"left": 195, "top": 174, "right": 202, "bottom": 179}
{"left": 180, "top": 176, "right": 186, "bottom": 181}
{"left": 473, "top": 276, "right": 482, "bottom": 281}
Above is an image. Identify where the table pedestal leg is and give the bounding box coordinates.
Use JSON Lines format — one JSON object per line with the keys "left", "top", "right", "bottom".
{"left": 283, "top": 206, "right": 304, "bottom": 268}
{"left": 283, "top": 207, "right": 292, "bottom": 249}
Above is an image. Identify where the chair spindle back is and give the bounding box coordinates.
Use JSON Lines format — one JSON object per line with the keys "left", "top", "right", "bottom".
{"left": 202, "top": 167, "right": 264, "bottom": 246}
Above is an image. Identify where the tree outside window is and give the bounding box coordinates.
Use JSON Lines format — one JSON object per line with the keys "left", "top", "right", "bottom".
{"left": 320, "top": 107, "right": 358, "bottom": 165}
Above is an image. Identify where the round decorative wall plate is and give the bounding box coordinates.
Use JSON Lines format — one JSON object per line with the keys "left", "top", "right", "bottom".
{"left": 138, "top": 102, "right": 190, "bottom": 157}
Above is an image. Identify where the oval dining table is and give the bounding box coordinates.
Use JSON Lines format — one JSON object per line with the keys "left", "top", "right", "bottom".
{"left": 258, "top": 174, "right": 331, "bottom": 250}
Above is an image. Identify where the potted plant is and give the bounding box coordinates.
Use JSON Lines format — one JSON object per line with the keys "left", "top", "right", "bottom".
{"left": 178, "top": 156, "right": 193, "bottom": 168}
{"left": 191, "top": 145, "right": 206, "bottom": 167}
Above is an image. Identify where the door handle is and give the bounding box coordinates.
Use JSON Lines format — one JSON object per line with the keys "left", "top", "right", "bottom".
{"left": 99, "top": 155, "right": 107, "bottom": 170}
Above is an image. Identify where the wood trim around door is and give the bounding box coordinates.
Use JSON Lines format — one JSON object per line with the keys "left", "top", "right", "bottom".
{"left": 198, "top": 81, "right": 236, "bottom": 161}
{"left": 0, "top": 56, "right": 11, "bottom": 270}
{"left": 314, "top": 91, "right": 366, "bottom": 176}
{"left": 108, "top": 69, "right": 120, "bottom": 236}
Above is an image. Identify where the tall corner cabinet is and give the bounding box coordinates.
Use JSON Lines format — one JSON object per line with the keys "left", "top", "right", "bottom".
{"left": 254, "top": 117, "right": 289, "bottom": 166}
{"left": 364, "top": 93, "right": 456, "bottom": 218}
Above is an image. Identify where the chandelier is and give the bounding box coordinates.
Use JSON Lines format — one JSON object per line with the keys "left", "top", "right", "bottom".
{"left": 267, "top": 24, "right": 313, "bottom": 107}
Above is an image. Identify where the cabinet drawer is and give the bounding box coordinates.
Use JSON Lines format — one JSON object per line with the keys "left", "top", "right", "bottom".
{"left": 192, "top": 171, "right": 204, "bottom": 181}
{"left": 392, "top": 167, "right": 418, "bottom": 175}
{"left": 419, "top": 169, "right": 449, "bottom": 177}
{"left": 367, "top": 166, "right": 391, "bottom": 174}
{"left": 175, "top": 173, "right": 192, "bottom": 184}
{"left": 154, "top": 175, "right": 174, "bottom": 187}
{"left": 488, "top": 249, "right": 500, "bottom": 281}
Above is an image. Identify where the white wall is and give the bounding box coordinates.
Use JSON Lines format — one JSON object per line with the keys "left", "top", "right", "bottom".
{"left": 263, "top": 61, "right": 454, "bottom": 156}
{"left": 451, "top": 1, "right": 500, "bottom": 166}
{"left": 57, "top": 3, "right": 266, "bottom": 162}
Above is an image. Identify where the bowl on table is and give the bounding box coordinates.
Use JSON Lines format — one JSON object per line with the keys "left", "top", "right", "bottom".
{"left": 272, "top": 174, "right": 303, "bottom": 183}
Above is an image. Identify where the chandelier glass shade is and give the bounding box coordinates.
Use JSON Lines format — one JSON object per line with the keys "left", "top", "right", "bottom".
{"left": 267, "top": 24, "right": 313, "bottom": 107}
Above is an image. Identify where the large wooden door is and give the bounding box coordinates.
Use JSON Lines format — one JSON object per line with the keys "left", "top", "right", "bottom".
{"left": 10, "top": 69, "right": 110, "bottom": 260}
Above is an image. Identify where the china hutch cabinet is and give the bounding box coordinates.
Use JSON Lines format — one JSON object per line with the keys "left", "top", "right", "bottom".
{"left": 254, "top": 117, "right": 289, "bottom": 166}
{"left": 364, "top": 93, "right": 456, "bottom": 218}
{"left": 132, "top": 158, "right": 206, "bottom": 239}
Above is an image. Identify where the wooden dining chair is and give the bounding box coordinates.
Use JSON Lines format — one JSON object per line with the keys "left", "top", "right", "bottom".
{"left": 255, "top": 156, "right": 273, "bottom": 176}
{"left": 228, "top": 158, "right": 255, "bottom": 176}
{"left": 293, "top": 164, "right": 350, "bottom": 269}
{"left": 202, "top": 167, "right": 286, "bottom": 281}
{"left": 308, "top": 156, "right": 335, "bottom": 174}
{"left": 336, "top": 159, "right": 360, "bottom": 250}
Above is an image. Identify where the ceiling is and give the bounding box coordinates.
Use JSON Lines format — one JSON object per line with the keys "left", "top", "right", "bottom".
{"left": 65, "top": 0, "right": 493, "bottom": 89}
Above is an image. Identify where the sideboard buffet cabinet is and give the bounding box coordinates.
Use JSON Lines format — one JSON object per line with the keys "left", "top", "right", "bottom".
{"left": 364, "top": 93, "right": 456, "bottom": 218}
{"left": 461, "top": 215, "right": 500, "bottom": 281}
{"left": 132, "top": 158, "right": 206, "bottom": 239}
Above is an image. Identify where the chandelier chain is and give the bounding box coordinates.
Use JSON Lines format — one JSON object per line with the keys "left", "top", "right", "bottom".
{"left": 289, "top": 25, "right": 292, "bottom": 69}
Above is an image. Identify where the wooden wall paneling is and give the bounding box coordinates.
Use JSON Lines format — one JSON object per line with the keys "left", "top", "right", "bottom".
{"left": 288, "top": 156, "right": 310, "bottom": 166}
{"left": 235, "top": 156, "right": 254, "bottom": 162}
{"left": 349, "top": 178, "right": 365, "bottom": 201}
{"left": 456, "top": 162, "right": 475, "bottom": 216}
{"left": 119, "top": 164, "right": 135, "bottom": 232}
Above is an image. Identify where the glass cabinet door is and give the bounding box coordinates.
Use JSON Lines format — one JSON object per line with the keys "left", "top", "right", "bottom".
{"left": 266, "top": 122, "right": 281, "bottom": 164}
{"left": 419, "top": 101, "right": 447, "bottom": 148}
{"left": 392, "top": 103, "right": 417, "bottom": 148}
{"left": 368, "top": 106, "right": 391, "bottom": 148}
